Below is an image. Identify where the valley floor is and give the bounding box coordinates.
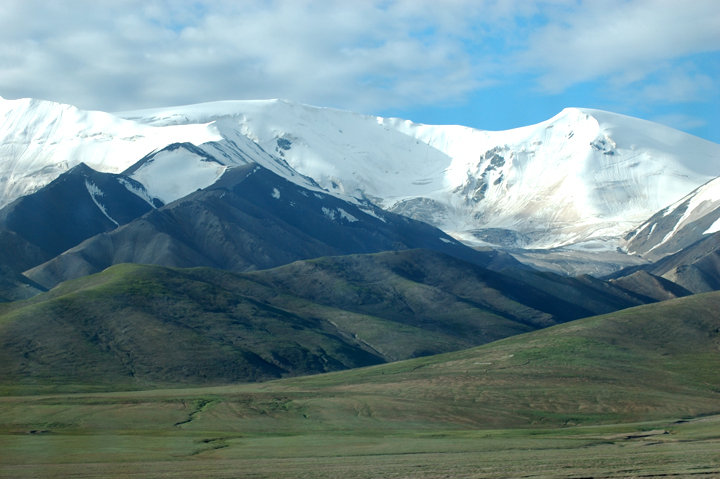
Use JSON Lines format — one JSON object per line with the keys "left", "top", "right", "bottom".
{"left": 3, "top": 292, "right": 719, "bottom": 478}
{"left": 1, "top": 389, "right": 718, "bottom": 479}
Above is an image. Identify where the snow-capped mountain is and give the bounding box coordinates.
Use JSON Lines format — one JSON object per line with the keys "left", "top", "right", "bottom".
{"left": 624, "top": 176, "right": 720, "bottom": 261}
{"left": 2, "top": 96, "right": 719, "bottom": 252}
{"left": 0, "top": 162, "right": 158, "bottom": 258}
{"left": 0, "top": 97, "right": 223, "bottom": 205}
{"left": 119, "top": 100, "right": 720, "bottom": 249}
{"left": 25, "top": 163, "right": 518, "bottom": 289}
{"left": 0, "top": 97, "right": 334, "bottom": 209}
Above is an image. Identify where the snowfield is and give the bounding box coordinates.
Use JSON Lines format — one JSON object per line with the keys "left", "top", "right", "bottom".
{"left": 0, "top": 96, "right": 222, "bottom": 205}
{"left": 2, "top": 96, "right": 719, "bottom": 251}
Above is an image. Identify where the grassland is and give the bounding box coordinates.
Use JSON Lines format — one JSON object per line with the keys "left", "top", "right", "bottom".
{"left": 1, "top": 292, "right": 719, "bottom": 477}
{"left": 0, "top": 252, "right": 650, "bottom": 391}
{"left": 1, "top": 414, "right": 718, "bottom": 478}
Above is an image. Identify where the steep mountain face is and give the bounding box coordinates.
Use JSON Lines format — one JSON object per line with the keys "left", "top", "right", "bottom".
{"left": 2, "top": 97, "right": 718, "bottom": 254}
{"left": 121, "top": 100, "right": 720, "bottom": 249}
{"left": 609, "top": 177, "right": 720, "bottom": 294}
{"left": 0, "top": 163, "right": 159, "bottom": 258}
{"left": 624, "top": 176, "right": 720, "bottom": 261}
{"left": 25, "top": 163, "right": 517, "bottom": 289}
{"left": 640, "top": 232, "right": 720, "bottom": 293}
{"left": 0, "top": 163, "right": 160, "bottom": 301}
{"left": 609, "top": 231, "right": 720, "bottom": 294}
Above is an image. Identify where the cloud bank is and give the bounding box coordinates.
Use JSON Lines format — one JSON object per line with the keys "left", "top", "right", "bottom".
{"left": 0, "top": 0, "right": 718, "bottom": 120}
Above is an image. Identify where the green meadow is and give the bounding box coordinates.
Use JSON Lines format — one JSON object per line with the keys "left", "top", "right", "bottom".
{"left": 2, "top": 292, "right": 719, "bottom": 477}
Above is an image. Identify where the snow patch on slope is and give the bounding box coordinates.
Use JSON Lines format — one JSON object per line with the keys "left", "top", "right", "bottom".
{"left": 338, "top": 208, "right": 358, "bottom": 222}
{"left": 705, "top": 217, "right": 720, "bottom": 235}
{"left": 321, "top": 206, "right": 359, "bottom": 223}
{"left": 116, "top": 177, "right": 160, "bottom": 208}
{"left": 358, "top": 205, "right": 387, "bottom": 223}
{"left": 85, "top": 180, "right": 118, "bottom": 226}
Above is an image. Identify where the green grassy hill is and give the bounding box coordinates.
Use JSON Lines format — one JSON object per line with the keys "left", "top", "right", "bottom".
{"left": 0, "top": 263, "right": 385, "bottom": 392}
{"left": 277, "top": 290, "right": 720, "bottom": 429}
{"left": 1, "top": 292, "right": 719, "bottom": 478}
{"left": 0, "top": 250, "right": 651, "bottom": 392}
{"left": 4, "top": 290, "right": 719, "bottom": 427}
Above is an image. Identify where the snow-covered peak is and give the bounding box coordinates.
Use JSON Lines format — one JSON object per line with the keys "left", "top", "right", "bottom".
{"left": 123, "top": 143, "right": 227, "bottom": 204}
{"left": 0, "top": 97, "right": 222, "bottom": 205}
{"left": 119, "top": 98, "right": 356, "bottom": 125}
{"left": 120, "top": 100, "right": 719, "bottom": 248}
{"left": 2, "top": 97, "right": 719, "bottom": 251}
{"left": 121, "top": 98, "right": 454, "bottom": 201}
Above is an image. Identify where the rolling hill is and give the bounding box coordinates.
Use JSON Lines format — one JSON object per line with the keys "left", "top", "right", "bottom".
{"left": 0, "top": 248, "right": 656, "bottom": 392}
{"left": 1, "top": 291, "right": 718, "bottom": 478}
{"left": 0, "top": 278, "right": 720, "bottom": 479}
{"left": 269, "top": 290, "right": 720, "bottom": 429}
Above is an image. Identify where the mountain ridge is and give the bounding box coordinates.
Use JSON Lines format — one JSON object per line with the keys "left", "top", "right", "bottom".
{"left": 3, "top": 96, "right": 718, "bottom": 255}
{"left": 0, "top": 162, "right": 159, "bottom": 258}
{"left": 119, "top": 100, "right": 720, "bottom": 249}
{"left": 624, "top": 175, "right": 720, "bottom": 261}
{"left": 0, "top": 248, "right": 660, "bottom": 390}
{"left": 24, "top": 163, "right": 518, "bottom": 289}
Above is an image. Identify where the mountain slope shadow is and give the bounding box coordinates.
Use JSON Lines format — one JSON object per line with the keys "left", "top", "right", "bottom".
{"left": 1, "top": 249, "right": 660, "bottom": 390}
{"left": 25, "top": 163, "right": 520, "bottom": 289}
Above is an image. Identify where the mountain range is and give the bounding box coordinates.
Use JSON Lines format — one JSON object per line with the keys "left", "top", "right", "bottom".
{"left": 119, "top": 101, "right": 720, "bottom": 250}
{"left": 3, "top": 97, "right": 720, "bottom": 250}
{"left": 1, "top": 96, "right": 720, "bottom": 388}
{"left": 0, "top": 249, "right": 654, "bottom": 389}
{"left": 18, "top": 161, "right": 519, "bottom": 290}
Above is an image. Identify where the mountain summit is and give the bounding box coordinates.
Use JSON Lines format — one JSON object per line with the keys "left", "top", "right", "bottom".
{"left": 121, "top": 101, "right": 720, "bottom": 249}
{"left": 2, "top": 97, "right": 719, "bottom": 253}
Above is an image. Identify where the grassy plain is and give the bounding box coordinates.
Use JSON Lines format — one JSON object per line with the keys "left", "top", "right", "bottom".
{"left": 1, "top": 415, "right": 718, "bottom": 478}
{"left": 1, "top": 388, "right": 718, "bottom": 479}
{"left": 1, "top": 292, "right": 719, "bottom": 477}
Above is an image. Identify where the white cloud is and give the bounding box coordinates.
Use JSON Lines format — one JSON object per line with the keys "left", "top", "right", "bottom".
{"left": 0, "top": 0, "right": 717, "bottom": 117}
{"left": 518, "top": 0, "right": 720, "bottom": 93}
{"left": 638, "top": 68, "right": 715, "bottom": 104}
{"left": 0, "top": 0, "right": 491, "bottom": 112}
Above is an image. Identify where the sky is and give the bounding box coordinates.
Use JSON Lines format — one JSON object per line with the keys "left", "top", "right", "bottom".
{"left": 1, "top": 0, "right": 719, "bottom": 142}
